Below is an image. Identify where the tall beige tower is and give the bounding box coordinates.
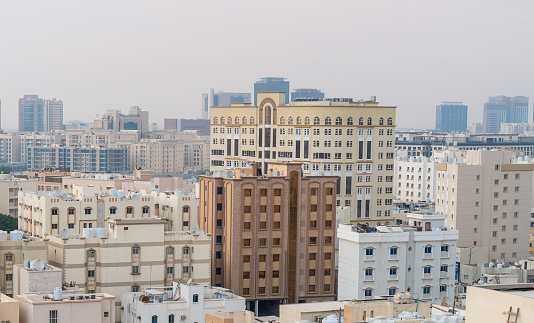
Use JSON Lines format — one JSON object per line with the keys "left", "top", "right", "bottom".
{"left": 209, "top": 93, "right": 397, "bottom": 224}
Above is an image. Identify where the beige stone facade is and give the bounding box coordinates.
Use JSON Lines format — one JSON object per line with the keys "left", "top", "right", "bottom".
{"left": 18, "top": 188, "right": 155, "bottom": 238}
{"left": 199, "top": 162, "right": 336, "bottom": 314}
{"left": 206, "top": 311, "right": 255, "bottom": 323}
{"left": 149, "top": 190, "right": 199, "bottom": 231}
{"left": 46, "top": 218, "right": 211, "bottom": 321}
{"left": 435, "top": 150, "right": 534, "bottom": 263}
{"left": 0, "top": 293, "right": 19, "bottom": 323}
{"left": 0, "top": 178, "right": 36, "bottom": 218}
{"left": 210, "top": 92, "right": 396, "bottom": 224}
{"left": 0, "top": 234, "right": 48, "bottom": 297}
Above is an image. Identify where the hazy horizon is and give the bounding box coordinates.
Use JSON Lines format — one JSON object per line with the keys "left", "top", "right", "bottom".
{"left": 1, "top": 0, "right": 533, "bottom": 130}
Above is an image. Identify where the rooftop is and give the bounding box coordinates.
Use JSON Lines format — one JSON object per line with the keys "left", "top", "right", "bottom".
{"left": 281, "top": 301, "right": 344, "bottom": 312}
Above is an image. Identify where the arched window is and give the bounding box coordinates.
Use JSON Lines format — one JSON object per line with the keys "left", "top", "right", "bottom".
{"left": 379, "top": 117, "right": 384, "bottom": 125}
{"left": 288, "top": 117, "right": 293, "bottom": 125}
{"left": 126, "top": 207, "right": 133, "bottom": 217}
{"left": 387, "top": 117, "right": 393, "bottom": 125}
{"left": 167, "top": 247, "right": 174, "bottom": 255}
{"left": 265, "top": 106, "right": 271, "bottom": 125}
{"left": 279, "top": 117, "right": 285, "bottom": 125}
{"left": 152, "top": 315, "right": 158, "bottom": 323}
{"left": 250, "top": 116, "right": 254, "bottom": 124}
{"left": 168, "top": 315, "right": 175, "bottom": 323}
{"left": 183, "top": 246, "right": 190, "bottom": 255}
{"left": 235, "top": 117, "right": 240, "bottom": 125}
{"left": 347, "top": 117, "right": 353, "bottom": 125}
{"left": 242, "top": 117, "right": 247, "bottom": 124}
{"left": 296, "top": 117, "right": 301, "bottom": 125}
{"left": 142, "top": 206, "right": 150, "bottom": 217}
{"left": 84, "top": 207, "right": 92, "bottom": 215}
{"left": 193, "top": 294, "right": 199, "bottom": 303}
{"left": 220, "top": 117, "right": 225, "bottom": 124}
{"left": 314, "top": 117, "right": 320, "bottom": 125}
{"left": 388, "top": 287, "right": 397, "bottom": 296}
{"left": 364, "top": 288, "right": 373, "bottom": 299}
{"left": 227, "top": 116, "right": 232, "bottom": 124}
{"left": 335, "top": 117, "right": 342, "bottom": 125}
{"left": 109, "top": 207, "right": 117, "bottom": 215}
{"left": 87, "top": 249, "right": 96, "bottom": 258}
{"left": 367, "top": 117, "right": 372, "bottom": 125}
{"left": 5, "top": 252, "right": 13, "bottom": 263}
{"left": 305, "top": 117, "right": 310, "bottom": 125}
{"left": 359, "top": 117, "right": 364, "bottom": 125}
{"left": 325, "top": 117, "right": 331, "bottom": 125}
{"left": 213, "top": 117, "right": 218, "bottom": 124}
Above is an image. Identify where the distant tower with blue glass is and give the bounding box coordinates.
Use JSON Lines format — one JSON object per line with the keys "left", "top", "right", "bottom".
{"left": 291, "top": 88, "right": 325, "bottom": 101}
{"left": 435, "top": 102, "right": 468, "bottom": 132}
{"left": 19, "top": 95, "right": 45, "bottom": 132}
{"left": 254, "top": 77, "right": 290, "bottom": 105}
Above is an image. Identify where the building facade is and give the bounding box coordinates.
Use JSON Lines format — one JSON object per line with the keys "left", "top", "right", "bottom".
{"left": 45, "top": 98, "right": 64, "bottom": 131}
{"left": 0, "top": 178, "right": 36, "bottom": 218}
{"left": 483, "top": 96, "right": 529, "bottom": 133}
{"left": 199, "top": 163, "right": 337, "bottom": 314}
{"left": 47, "top": 218, "right": 211, "bottom": 322}
{"left": 291, "top": 88, "right": 324, "bottom": 101}
{"left": 254, "top": 77, "right": 290, "bottom": 105}
{"left": 202, "top": 89, "right": 252, "bottom": 119}
{"left": 19, "top": 95, "right": 45, "bottom": 132}
{"left": 435, "top": 102, "right": 468, "bottom": 132}
{"left": 435, "top": 149, "right": 534, "bottom": 263}
{"left": 337, "top": 213, "right": 458, "bottom": 305}
{"left": 395, "top": 156, "right": 435, "bottom": 203}
{"left": 210, "top": 92, "right": 397, "bottom": 224}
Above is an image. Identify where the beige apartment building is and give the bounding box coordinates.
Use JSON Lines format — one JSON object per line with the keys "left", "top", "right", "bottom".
{"left": 210, "top": 92, "right": 396, "bottom": 224}
{"left": 149, "top": 190, "right": 199, "bottom": 232}
{"left": 0, "top": 232, "right": 48, "bottom": 297}
{"left": 435, "top": 149, "right": 534, "bottom": 263}
{"left": 0, "top": 293, "right": 19, "bottom": 323}
{"left": 47, "top": 217, "right": 210, "bottom": 322}
{"left": 0, "top": 178, "right": 36, "bottom": 218}
{"left": 18, "top": 187, "right": 155, "bottom": 238}
{"left": 129, "top": 137, "right": 210, "bottom": 174}
{"left": 199, "top": 162, "right": 337, "bottom": 315}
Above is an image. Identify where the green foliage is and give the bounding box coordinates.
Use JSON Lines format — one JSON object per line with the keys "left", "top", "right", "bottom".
{"left": 0, "top": 213, "right": 17, "bottom": 232}
{"left": 0, "top": 166, "right": 10, "bottom": 174}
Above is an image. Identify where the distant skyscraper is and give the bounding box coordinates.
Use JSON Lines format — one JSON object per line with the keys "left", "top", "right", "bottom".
{"left": 0, "top": 99, "right": 2, "bottom": 131}
{"left": 435, "top": 102, "right": 468, "bottom": 132}
{"left": 291, "top": 88, "right": 325, "bottom": 101}
{"left": 483, "top": 96, "right": 529, "bottom": 133}
{"left": 18, "top": 95, "right": 45, "bottom": 132}
{"left": 164, "top": 118, "right": 178, "bottom": 131}
{"left": 253, "top": 77, "right": 289, "bottom": 105}
{"left": 201, "top": 89, "right": 251, "bottom": 119}
{"left": 45, "top": 98, "right": 63, "bottom": 131}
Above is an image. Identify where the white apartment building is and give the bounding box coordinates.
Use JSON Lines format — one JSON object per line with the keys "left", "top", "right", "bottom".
{"left": 395, "top": 156, "right": 435, "bottom": 203}
{"left": 435, "top": 149, "right": 534, "bottom": 263}
{"left": 121, "top": 282, "right": 246, "bottom": 323}
{"left": 47, "top": 218, "right": 211, "bottom": 322}
{"left": 337, "top": 213, "right": 458, "bottom": 305}
{"left": 18, "top": 187, "right": 155, "bottom": 238}
{"left": 210, "top": 92, "right": 397, "bottom": 224}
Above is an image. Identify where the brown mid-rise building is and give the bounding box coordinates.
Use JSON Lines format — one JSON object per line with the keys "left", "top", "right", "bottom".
{"left": 199, "top": 162, "right": 337, "bottom": 315}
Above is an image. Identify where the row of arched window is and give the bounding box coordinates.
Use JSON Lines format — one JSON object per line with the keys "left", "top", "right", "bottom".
{"left": 213, "top": 116, "right": 393, "bottom": 126}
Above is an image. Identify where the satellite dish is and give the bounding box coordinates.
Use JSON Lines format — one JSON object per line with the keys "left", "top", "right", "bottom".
{"left": 60, "top": 229, "right": 69, "bottom": 238}
{"left": 190, "top": 228, "right": 197, "bottom": 234}
{"left": 197, "top": 229, "right": 205, "bottom": 235}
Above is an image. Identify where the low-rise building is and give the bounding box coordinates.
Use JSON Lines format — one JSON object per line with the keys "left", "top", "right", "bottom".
{"left": 121, "top": 282, "right": 246, "bottom": 323}
{"left": 0, "top": 231, "right": 48, "bottom": 297}
{"left": 279, "top": 301, "right": 344, "bottom": 323}
{"left": 0, "top": 178, "right": 36, "bottom": 217}
{"left": 150, "top": 190, "right": 199, "bottom": 231}
{"left": 47, "top": 217, "right": 211, "bottom": 322}
{"left": 338, "top": 213, "right": 458, "bottom": 304}
{"left": 17, "top": 291, "right": 115, "bottom": 323}
{"left": 343, "top": 297, "right": 431, "bottom": 322}
{"left": 13, "top": 262, "right": 62, "bottom": 295}
{"left": 395, "top": 156, "right": 435, "bottom": 203}
{"left": 18, "top": 188, "right": 155, "bottom": 238}
{"left": 0, "top": 293, "right": 19, "bottom": 323}
{"left": 465, "top": 283, "right": 534, "bottom": 323}
{"left": 206, "top": 311, "right": 255, "bottom": 323}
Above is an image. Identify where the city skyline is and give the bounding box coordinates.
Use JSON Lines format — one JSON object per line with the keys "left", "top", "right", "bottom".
{"left": 0, "top": 1, "right": 533, "bottom": 130}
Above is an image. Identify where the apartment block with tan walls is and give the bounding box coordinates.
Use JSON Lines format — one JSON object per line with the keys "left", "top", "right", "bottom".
{"left": 0, "top": 293, "right": 19, "bottom": 323}
{"left": 149, "top": 190, "right": 199, "bottom": 232}
{"left": 18, "top": 187, "right": 155, "bottom": 238}
{"left": 47, "top": 217, "right": 211, "bottom": 323}
{"left": 0, "top": 178, "right": 36, "bottom": 218}
{"left": 199, "top": 162, "right": 337, "bottom": 315}
{"left": 0, "top": 231, "right": 48, "bottom": 297}
{"left": 435, "top": 149, "right": 534, "bottom": 263}
{"left": 209, "top": 92, "right": 396, "bottom": 224}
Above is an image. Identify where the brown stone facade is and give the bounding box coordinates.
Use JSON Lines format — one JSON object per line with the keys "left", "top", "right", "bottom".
{"left": 199, "top": 162, "right": 336, "bottom": 313}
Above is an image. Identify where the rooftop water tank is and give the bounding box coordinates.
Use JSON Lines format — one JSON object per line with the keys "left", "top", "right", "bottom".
{"left": 53, "top": 287, "right": 63, "bottom": 301}
{"left": 10, "top": 230, "right": 23, "bottom": 241}
{"left": 110, "top": 189, "right": 118, "bottom": 197}
{"left": 24, "top": 259, "right": 31, "bottom": 268}
{"left": 95, "top": 228, "right": 106, "bottom": 238}
{"left": 117, "top": 191, "right": 125, "bottom": 199}
{"left": 0, "top": 231, "right": 7, "bottom": 241}
{"left": 83, "top": 228, "right": 95, "bottom": 239}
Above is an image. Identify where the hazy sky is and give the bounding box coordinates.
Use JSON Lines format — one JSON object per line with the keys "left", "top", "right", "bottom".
{"left": 1, "top": 0, "right": 533, "bottom": 130}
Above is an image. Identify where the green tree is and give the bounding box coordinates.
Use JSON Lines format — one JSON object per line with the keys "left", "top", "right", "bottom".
{"left": 0, "top": 166, "right": 10, "bottom": 174}
{"left": 0, "top": 213, "right": 17, "bottom": 232}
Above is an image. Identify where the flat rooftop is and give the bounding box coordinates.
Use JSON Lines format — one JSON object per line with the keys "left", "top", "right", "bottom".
{"left": 282, "top": 301, "right": 344, "bottom": 312}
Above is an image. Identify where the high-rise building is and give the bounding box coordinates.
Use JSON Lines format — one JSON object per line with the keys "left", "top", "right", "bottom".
{"left": 483, "top": 96, "right": 529, "bottom": 133}
{"left": 164, "top": 118, "right": 178, "bottom": 131}
{"left": 18, "top": 95, "right": 45, "bottom": 132}
{"left": 435, "top": 102, "right": 468, "bottom": 132}
{"left": 45, "top": 98, "right": 64, "bottom": 131}
{"left": 201, "top": 89, "right": 252, "bottom": 119}
{"left": 199, "top": 163, "right": 337, "bottom": 314}
{"left": 291, "top": 88, "right": 325, "bottom": 101}
{"left": 435, "top": 149, "right": 534, "bottom": 263}
{"left": 254, "top": 77, "right": 290, "bottom": 105}
{"left": 210, "top": 92, "right": 397, "bottom": 224}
